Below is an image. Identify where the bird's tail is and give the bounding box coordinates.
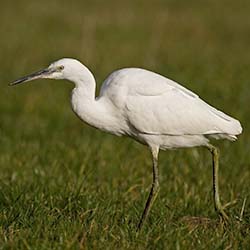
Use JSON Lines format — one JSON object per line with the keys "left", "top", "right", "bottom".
{"left": 206, "top": 102, "right": 243, "bottom": 140}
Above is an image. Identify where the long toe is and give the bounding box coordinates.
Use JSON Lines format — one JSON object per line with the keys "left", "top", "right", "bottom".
{"left": 218, "top": 208, "right": 229, "bottom": 222}
{"left": 222, "top": 199, "right": 237, "bottom": 210}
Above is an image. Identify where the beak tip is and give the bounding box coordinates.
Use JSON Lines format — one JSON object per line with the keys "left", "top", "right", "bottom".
{"left": 10, "top": 67, "right": 50, "bottom": 87}
{"left": 9, "top": 80, "right": 20, "bottom": 86}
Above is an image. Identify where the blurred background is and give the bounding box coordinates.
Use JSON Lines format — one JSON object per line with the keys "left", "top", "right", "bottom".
{"left": 0, "top": 0, "right": 249, "bottom": 248}
{"left": 1, "top": 1, "right": 249, "bottom": 121}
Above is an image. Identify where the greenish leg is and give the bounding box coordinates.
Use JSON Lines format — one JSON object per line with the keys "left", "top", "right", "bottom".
{"left": 137, "top": 146, "right": 160, "bottom": 231}
{"left": 207, "top": 144, "right": 229, "bottom": 221}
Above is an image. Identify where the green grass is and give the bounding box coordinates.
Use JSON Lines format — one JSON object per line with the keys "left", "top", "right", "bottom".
{"left": 0, "top": 0, "right": 250, "bottom": 249}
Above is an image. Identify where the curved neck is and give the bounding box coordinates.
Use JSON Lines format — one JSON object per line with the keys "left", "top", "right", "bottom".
{"left": 70, "top": 65, "right": 97, "bottom": 100}
{"left": 70, "top": 68, "right": 117, "bottom": 133}
{"left": 71, "top": 66, "right": 98, "bottom": 123}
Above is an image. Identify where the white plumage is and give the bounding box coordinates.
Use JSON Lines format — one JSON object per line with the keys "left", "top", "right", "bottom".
{"left": 99, "top": 68, "right": 242, "bottom": 147}
{"left": 11, "top": 58, "right": 242, "bottom": 229}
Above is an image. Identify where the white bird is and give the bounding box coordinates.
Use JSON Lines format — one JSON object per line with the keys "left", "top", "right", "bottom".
{"left": 11, "top": 58, "right": 242, "bottom": 230}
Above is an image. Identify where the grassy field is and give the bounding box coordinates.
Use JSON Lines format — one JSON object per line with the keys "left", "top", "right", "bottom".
{"left": 0, "top": 0, "right": 250, "bottom": 249}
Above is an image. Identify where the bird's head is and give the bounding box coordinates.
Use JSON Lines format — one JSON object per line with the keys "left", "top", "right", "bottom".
{"left": 10, "top": 58, "right": 88, "bottom": 86}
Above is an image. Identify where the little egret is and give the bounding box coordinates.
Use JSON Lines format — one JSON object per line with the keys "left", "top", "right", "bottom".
{"left": 11, "top": 58, "right": 242, "bottom": 230}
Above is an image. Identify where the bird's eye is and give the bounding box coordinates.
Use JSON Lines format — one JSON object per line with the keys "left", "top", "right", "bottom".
{"left": 58, "top": 65, "right": 64, "bottom": 71}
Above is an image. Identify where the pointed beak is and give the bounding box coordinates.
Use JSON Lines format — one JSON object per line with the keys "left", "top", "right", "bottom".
{"left": 9, "top": 67, "right": 54, "bottom": 86}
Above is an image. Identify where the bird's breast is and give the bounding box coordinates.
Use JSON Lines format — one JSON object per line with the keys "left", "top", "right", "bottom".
{"left": 71, "top": 89, "right": 129, "bottom": 136}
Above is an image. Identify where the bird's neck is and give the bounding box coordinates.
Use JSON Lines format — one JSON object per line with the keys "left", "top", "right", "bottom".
{"left": 71, "top": 73, "right": 117, "bottom": 133}
{"left": 70, "top": 65, "right": 97, "bottom": 99}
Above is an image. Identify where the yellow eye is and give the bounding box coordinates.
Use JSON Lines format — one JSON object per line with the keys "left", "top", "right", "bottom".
{"left": 58, "top": 65, "right": 64, "bottom": 71}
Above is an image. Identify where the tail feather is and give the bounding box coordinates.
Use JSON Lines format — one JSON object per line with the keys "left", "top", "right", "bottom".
{"left": 231, "top": 119, "right": 243, "bottom": 135}
{"left": 207, "top": 104, "right": 242, "bottom": 136}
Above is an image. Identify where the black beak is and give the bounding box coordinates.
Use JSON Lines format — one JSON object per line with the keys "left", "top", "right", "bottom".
{"left": 9, "top": 68, "right": 53, "bottom": 86}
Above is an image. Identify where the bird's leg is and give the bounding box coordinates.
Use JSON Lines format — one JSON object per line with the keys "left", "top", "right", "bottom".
{"left": 137, "top": 146, "right": 160, "bottom": 231}
{"left": 207, "top": 144, "right": 229, "bottom": 221}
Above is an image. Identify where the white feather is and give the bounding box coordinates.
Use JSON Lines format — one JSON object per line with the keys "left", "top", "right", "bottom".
{"left": 99, "top": 67, "right": 242, "bottom": 148}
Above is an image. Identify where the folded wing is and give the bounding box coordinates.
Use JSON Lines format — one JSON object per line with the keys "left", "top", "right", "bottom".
{"left": 125, "top": 76, "right": 242, "bottom": 137}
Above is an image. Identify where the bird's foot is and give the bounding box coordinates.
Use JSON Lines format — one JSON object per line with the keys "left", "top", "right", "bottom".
{"left": 215, "top": 198, "right": 239, "bottom": 223}
{"left": 216, "top": 199, "right": 238, "bottom": 223}
{"left": 218, "top": 207, "right": 229, "bottom": 223}
{"left": 222, "top": 199, "right": 237, "bottom": 210}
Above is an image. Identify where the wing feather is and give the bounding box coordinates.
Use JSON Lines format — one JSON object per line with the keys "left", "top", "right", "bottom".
{"left": 101, "top": 68, "right": 241, "bottom": 136}
{"left": 125, "top": 85, "right": 241, "bottom": 136}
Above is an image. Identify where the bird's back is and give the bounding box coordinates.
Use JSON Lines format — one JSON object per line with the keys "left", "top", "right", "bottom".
{"left": 99, "top": 68, "right": 242, "bottom": 144}
{"left": 100, "top": 68, "right": 197, "bottom": 99}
